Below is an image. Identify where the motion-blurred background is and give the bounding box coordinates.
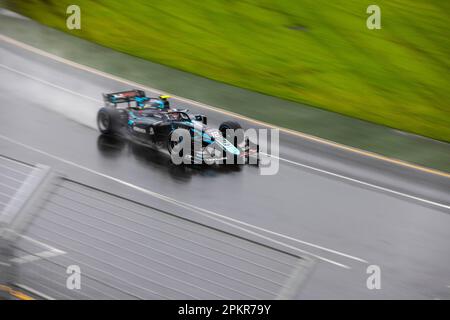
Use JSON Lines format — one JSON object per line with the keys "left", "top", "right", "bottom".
{"left": 3, "top": 0, "right": 449, "bottom": 142}
{"left": 1, "top": 0, "right": 450, "bottom": 301}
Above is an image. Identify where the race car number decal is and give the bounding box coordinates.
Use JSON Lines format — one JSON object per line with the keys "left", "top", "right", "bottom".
{"left": 133, "top": 126, "right": 146, "bottom": 134}
{"left": 209, "top": 130, "right": 222, "bottom": 139}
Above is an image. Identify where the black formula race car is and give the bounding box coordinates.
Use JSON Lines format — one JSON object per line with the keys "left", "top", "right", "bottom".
{"left": 96, "top": 90, "right": 259, "bottom": 165}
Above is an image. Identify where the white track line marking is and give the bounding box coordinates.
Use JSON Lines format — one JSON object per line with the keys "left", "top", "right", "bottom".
{"left": 1, "top": 63, "right": 448, "bottom": 211}
{"left": 0, "top": 9, "right": 30, "bottom": 21}
{"left": 262, "top": 153, "right": 450, "bottom": 210}
{"left": 0, "top": 33, "right": 448, "bottom": 179}
{"left": 0, "top": 63, "right": 99, "bottom": 103}
{"left": 0, "top": 134, "right": 367, "bottom": 269}
{"left": 6, "top": 231, "right": 66, "bottom": 265}
{"left": 10, "top": 249, "right": 66, "bottom": 265}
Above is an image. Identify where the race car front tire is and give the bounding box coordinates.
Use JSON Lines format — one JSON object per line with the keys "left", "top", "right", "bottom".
{"left": 219, "top": 121, "right": 244, "bottom": 165}
{"left": 219, "top": 121, "right": 242, "bottom": 145}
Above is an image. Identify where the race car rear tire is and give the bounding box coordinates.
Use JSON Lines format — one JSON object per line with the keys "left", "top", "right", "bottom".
{"left": 97, "top": 107, "right": 122, "bottom": 134}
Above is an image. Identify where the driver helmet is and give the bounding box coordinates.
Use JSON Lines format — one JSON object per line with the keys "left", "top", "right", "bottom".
{"left": 159, "top": 95, "right": 171, "bottom": 108}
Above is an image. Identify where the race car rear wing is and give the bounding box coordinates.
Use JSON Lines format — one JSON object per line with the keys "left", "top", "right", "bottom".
{"left": 103, "top": 89, "right": 146, "bottom": 107}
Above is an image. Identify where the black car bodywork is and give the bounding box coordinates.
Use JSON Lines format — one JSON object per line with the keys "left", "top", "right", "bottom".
{"left": 96, "top": 90, "right": 259, "bottom": 165}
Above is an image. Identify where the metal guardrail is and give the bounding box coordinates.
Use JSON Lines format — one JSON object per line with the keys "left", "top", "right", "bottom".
{"left": 0, "top": 155, "right": 315, "bottom": 299}
{"left": 0, "top": 163, "right": 54, "bottom": 239}
{"left": 0, "top": 155, "right": 56, "bottom": 299}
{"left": 0, "top": 156, "right": 35, "bottom": 214}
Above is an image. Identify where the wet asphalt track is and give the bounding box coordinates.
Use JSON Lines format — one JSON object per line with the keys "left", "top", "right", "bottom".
{"left": 0, "top": 38, "right": 450, "bottom": 299}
